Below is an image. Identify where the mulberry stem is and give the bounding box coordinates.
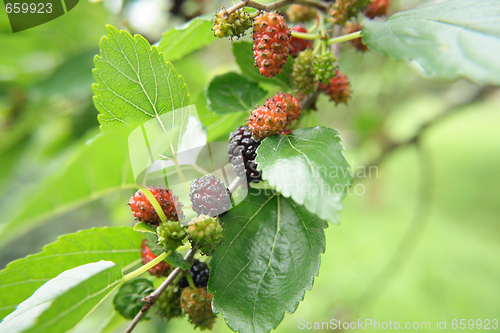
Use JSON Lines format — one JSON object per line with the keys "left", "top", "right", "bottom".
{"left": 222, "top": 0, "right": 329, "bottom": 17}
{"left": 327, "top": 31, "right": 362, "bottom": 45}
{"left": 291, "top": 31, "right": 320, "bottom": 40}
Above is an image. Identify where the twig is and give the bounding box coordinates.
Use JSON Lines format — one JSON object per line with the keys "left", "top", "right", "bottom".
{"left": 353, "top": 86, "right": 494, "bottom": 181}
{"left": 221, "top": 0, "right": 329, "bottom": 17}
{"left": 124, "top": 248, "right": 197, "bottom": 333}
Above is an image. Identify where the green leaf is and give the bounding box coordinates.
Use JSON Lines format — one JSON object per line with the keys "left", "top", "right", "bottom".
{"left": 92, "top": 25, "right": 190, "bottom": 132}
{"left": 164, "top": 251, "right": 192, "bottom": 271}
{"left": 0, "top": 261, "right": 122, "bottom": 333}
{"left": 362, "top": 0, "right": 500, "bottom": 85}
{"left": 232, "top": 42, "right": 292, "bottom": 89}
{"left": 208, "top": 189, "right": 327, "bottom": 333}
{"left": 144, "top": 233, "right": 191, "bottom": 269}
{"left": 157, "top": 18, "right": 216, "bottom": 63}
{"left": 0, "top": 129, "right": 136, "bottom": 248}
{"left": 0, "top": 227, "right": 142, "bottom": 321}
{"left": 205, "top": 72, "right": 267, "bottom": 115}
{"left": 255, "top": 127, "right": 351, "bottom": 223}
{"left": 134, "top": 222, "right": 157, "bottom": 234}
{"left": 195, "top": 93, "right": 249, "bottom": 142}
{"left": 113, "top": 279, "right": 154, "bottom": 320}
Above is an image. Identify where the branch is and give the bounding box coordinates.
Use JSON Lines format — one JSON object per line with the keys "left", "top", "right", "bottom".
{"left": 222, "top": 0, "right": 329, "bottom": 17}
{"left": 124, "top": 247, "right": 197, "bottom": 333}
{"left": 353, "top": 86, "right": 495, "bottom": 181}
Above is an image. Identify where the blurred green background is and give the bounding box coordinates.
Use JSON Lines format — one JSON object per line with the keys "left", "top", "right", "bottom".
{"left": 1, "top": 0, "right": 499, "bottom": 332}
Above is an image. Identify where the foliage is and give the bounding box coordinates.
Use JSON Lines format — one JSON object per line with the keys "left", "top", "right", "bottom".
{"left": 0, "top": 0, "right": 499, "bottom": 333}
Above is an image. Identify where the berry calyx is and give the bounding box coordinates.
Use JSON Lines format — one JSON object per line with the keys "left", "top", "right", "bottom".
{"left": 189, "top": 175, "right": 232, "bottom": 217}
{"left": 180, "top": 287, "right": 216, "bottom": 330}
{"left": 286, "top": 4, "right": 317, "bottom": 23}
{"left": 157, "top": 220, "right": 186, "bottom": 252}
{"left": 289, "top": 25, "right": 313, "bottom": 58}
{"left": 227, "top": 126, "right": 262, "bottom": 183}
{"left": 156, "top": 285, "right": 182, "bottom": 321}
{"left": 292, "top": 49, "right": 316, "bottom": 95}
{"left": 128, "top": 186, "right": 184, "bottom": 226}
{"left": 247, "top": 96, "right": 289, "bottom": 140}
{"left": 344, "top": 22, "right": 368, "bottom": 52}
{"left": 178, "top": 259, "right": 210, "bottom": 289}
{"left": 319, "top": 69, "right": 351, "bottom": 105}
{"left": 186, "top": 215, "right": 224, "bottom": 255}
{"left": 252, "top": 11, "right": 291, "bottom": 77}
{"left": 141, "top": 239, "right": 171, "bottom": 277}
{"left": 364, "top": 0, "right": 390, "bottom": 18}
{"left": 313, "top": 53, "right": 337, "bottom": 84}
{"left": 213, "top": 8, "right": 255, "bottom": 39}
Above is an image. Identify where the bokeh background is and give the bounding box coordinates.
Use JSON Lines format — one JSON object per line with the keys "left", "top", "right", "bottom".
{"left": 1, "top": 0, "right": 499, "bottom": 332}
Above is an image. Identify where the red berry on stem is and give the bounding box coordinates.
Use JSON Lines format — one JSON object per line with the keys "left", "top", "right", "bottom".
{"left": 364, "top": 0, "right": 390, "bottom": 18}
{"left": 289, "top": 25, "right": 313, "bottom": 58}
{"left": 319, "top": 70, "right": 351, "bottom": 105}
{"left": 252, "top": 11, "right": 291, "bottom": 77}
{"left": 141, "top": 240, "right": 171, "bottom": 277}
{"left": 128, "top": 186, "right": 184, "bottom": 226}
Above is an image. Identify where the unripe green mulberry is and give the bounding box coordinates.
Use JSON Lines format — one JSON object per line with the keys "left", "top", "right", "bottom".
{"left": 213, "top": 8, "right": 255, "bottom": 39}
{"left": 186, "top": 215, "right": 223, "bottom": 255}
{"left": 292, "top": 49, "right": 316, "bottom": 95}
{"left": 313, "top": 53, "right": 336, "bottom": 84}
{"left": 181, "top": 287, "right": 216, "bottom": 330}
{"left": 157, "top": 220, "right": 186, "bottom": 252}
{"left": 156, "top": 285, "right": 182, "bottom": 321}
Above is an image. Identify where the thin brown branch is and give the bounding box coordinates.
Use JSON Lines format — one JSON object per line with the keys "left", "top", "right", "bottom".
{"left": 222, "top": 0, "right": 329, "bottom": 17}
{"left": 124, "top": 248, "right": 197, "bottom": 333}
{"left": 353, "top": 85, "right": 495, "bottom": 181}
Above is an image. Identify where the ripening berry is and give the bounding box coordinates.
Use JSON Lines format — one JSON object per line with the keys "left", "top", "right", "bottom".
{"left": 364, "top": 0, "right": 390, "bottom": 18}
{"left": 289, "top": 25, "right": 313, "bottom": 58}
{"left": 227, "top": 126, "right": 262, "bottom": 183}
{"left": 252, "top": 11, "right": 291, "bottom": 77}
{"left": 286, "top": 4, "right": 317, "bottom": 23}
{"left": 329, "top": 0, "right": 370, "bottom": 25}
{"left": 189, "top": 175, "right": 232, "bottom": 217}
{"left": 181, "top": 287, "right": 216, "bottom": 330}
{"left": 128, "top": 186, "right": 184, "bottom": 226}
{"left": 141, "top": 240, "right": 171, "bottom": 277}
{"left": 344, "top": 22, "right": 368, "bottom": 52}
{"left": 318, "top": 70, "right": 351, "bottom": 105}
{"left": 247, "top": 96, "right": 290, "bottom": 140}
